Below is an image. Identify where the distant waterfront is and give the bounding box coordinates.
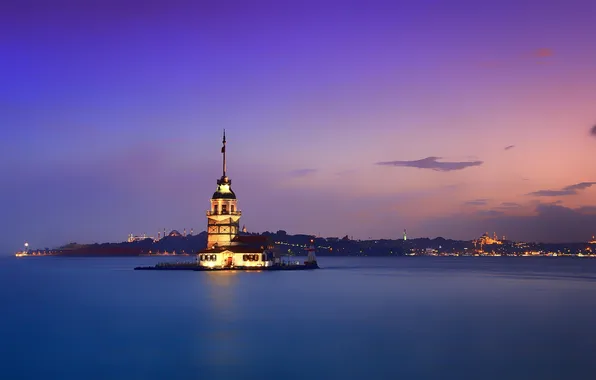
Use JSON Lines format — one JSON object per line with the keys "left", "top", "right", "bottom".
{"left": 13, "top": 230, "right": 596, "bottom": 258}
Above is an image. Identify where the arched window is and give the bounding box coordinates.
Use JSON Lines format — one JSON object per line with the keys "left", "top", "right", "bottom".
{"left": 222, "top": 204, "right": 228, "bottom": 214}
{"left": 231, "top": 205, "right": 235, "bottom": 213}
{"left": 213, "top": 205, "right": 218, "bottom": 214}
{"left": 243, "top": 254, "right": 247, "bottom": 261}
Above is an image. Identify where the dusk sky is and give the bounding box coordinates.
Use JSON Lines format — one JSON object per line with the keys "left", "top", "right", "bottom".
{"left": 2, "top": 0, "right": 596, "bottom": 252}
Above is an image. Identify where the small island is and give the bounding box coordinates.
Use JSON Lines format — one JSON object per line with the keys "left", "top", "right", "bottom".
{"left": 134, "top": 131, "right": 319, "bottom": 271}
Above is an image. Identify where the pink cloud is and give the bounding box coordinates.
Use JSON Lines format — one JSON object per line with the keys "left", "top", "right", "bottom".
{"left": 533, "top": 48, "right": 554, "bottom": 58}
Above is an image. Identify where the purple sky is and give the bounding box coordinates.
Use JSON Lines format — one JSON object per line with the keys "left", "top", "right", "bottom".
{"left": 2, "top": 0, "right": 596, "bottom": 252}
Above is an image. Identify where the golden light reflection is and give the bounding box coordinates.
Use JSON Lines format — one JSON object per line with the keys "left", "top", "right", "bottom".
{"left": 201, "top": 271, "right": 244, "bottom": 366}
{"left": 205, "top": 270, "right": 238, "bottom": 287}
{"left": 203, "top": 271, "right": 239, "bottom": 318}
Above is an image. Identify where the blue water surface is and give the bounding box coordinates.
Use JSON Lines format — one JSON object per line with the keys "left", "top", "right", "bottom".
{"left": 1, "top": 256, "right": 596, "bottom": 379}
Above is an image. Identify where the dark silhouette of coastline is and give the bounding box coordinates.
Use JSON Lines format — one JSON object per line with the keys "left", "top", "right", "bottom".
{"left": 37, "top": 230, "right": 596, "bottom": 257}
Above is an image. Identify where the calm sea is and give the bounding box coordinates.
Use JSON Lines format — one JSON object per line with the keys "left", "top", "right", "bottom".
{"left": 1, "top": 255, "right": 596, "bottom": 379}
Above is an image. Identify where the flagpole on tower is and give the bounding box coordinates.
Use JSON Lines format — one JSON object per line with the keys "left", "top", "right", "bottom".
{"left": 222, "top": 129, "right": 227, "bottom": 178}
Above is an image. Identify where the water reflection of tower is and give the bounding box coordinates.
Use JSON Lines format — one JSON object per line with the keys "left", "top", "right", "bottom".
{"left": 201, "top": 272, "right": 244, "bottom": 366}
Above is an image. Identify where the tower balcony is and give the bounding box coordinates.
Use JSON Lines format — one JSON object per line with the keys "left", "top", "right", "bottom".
{"left": 206, "top": 210, "right": 242, "bottom": 217}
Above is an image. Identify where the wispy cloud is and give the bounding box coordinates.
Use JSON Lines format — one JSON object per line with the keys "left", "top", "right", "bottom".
{"left": 529, "top": 189, "right": 575, "bottom": 197}
{"left": 504, "top": 145, "right": 515, "bottom": 150}
{"left": 476, "top": 210, "right": 505, "bottom": 217}
{"left": 464, "top": 199, "right": 489, "bottom": 206}
{"left": 377, "top": 157, "right": 483, "bottom": 172}
{"left": 497, "top": 202, "right": 522, "bottom": 209}
{"left": 527, "top": 182, "right": 596, "bottom": 197}
{"left": 288, "top": 168, "right": 317, "bottom": 178}
{"left": 335, "top": 169, "right": 358, "bottom": 176}
{"left": 533, "top": 48, "right": 553, "bottom": 58}
{"left": 567, "top": 182, "right": 596, "bottom": 191}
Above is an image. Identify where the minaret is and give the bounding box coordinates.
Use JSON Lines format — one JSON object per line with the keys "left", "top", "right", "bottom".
{"left": 403, "top": 229, "right": 407, "bottom": 241}
{"left": 206, "top": 130, "right": 241, "bottom": 248}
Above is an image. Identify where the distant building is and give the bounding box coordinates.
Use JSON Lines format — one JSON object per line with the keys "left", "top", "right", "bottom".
{"left": 474, "top": 232, "right": 503, "bottom": 246}
{"left": 168, "top": 230, "right": 182, "bottom": 237}
{"left": 127, "top": 233, "right": 154, "bottom": 242}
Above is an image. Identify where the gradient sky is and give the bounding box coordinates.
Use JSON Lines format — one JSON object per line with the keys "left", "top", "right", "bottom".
{"left": 2, "top": 0, "right": 596, "bottom": 252}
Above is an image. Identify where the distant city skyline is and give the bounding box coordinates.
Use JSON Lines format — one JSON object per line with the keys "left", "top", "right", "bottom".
{"left": 2, "top": 0, "right": 595, "bottom": 252}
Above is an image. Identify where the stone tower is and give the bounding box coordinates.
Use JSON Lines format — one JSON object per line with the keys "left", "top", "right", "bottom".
{"left": 206, "top": 130, "right": 241, "bottom": 248}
